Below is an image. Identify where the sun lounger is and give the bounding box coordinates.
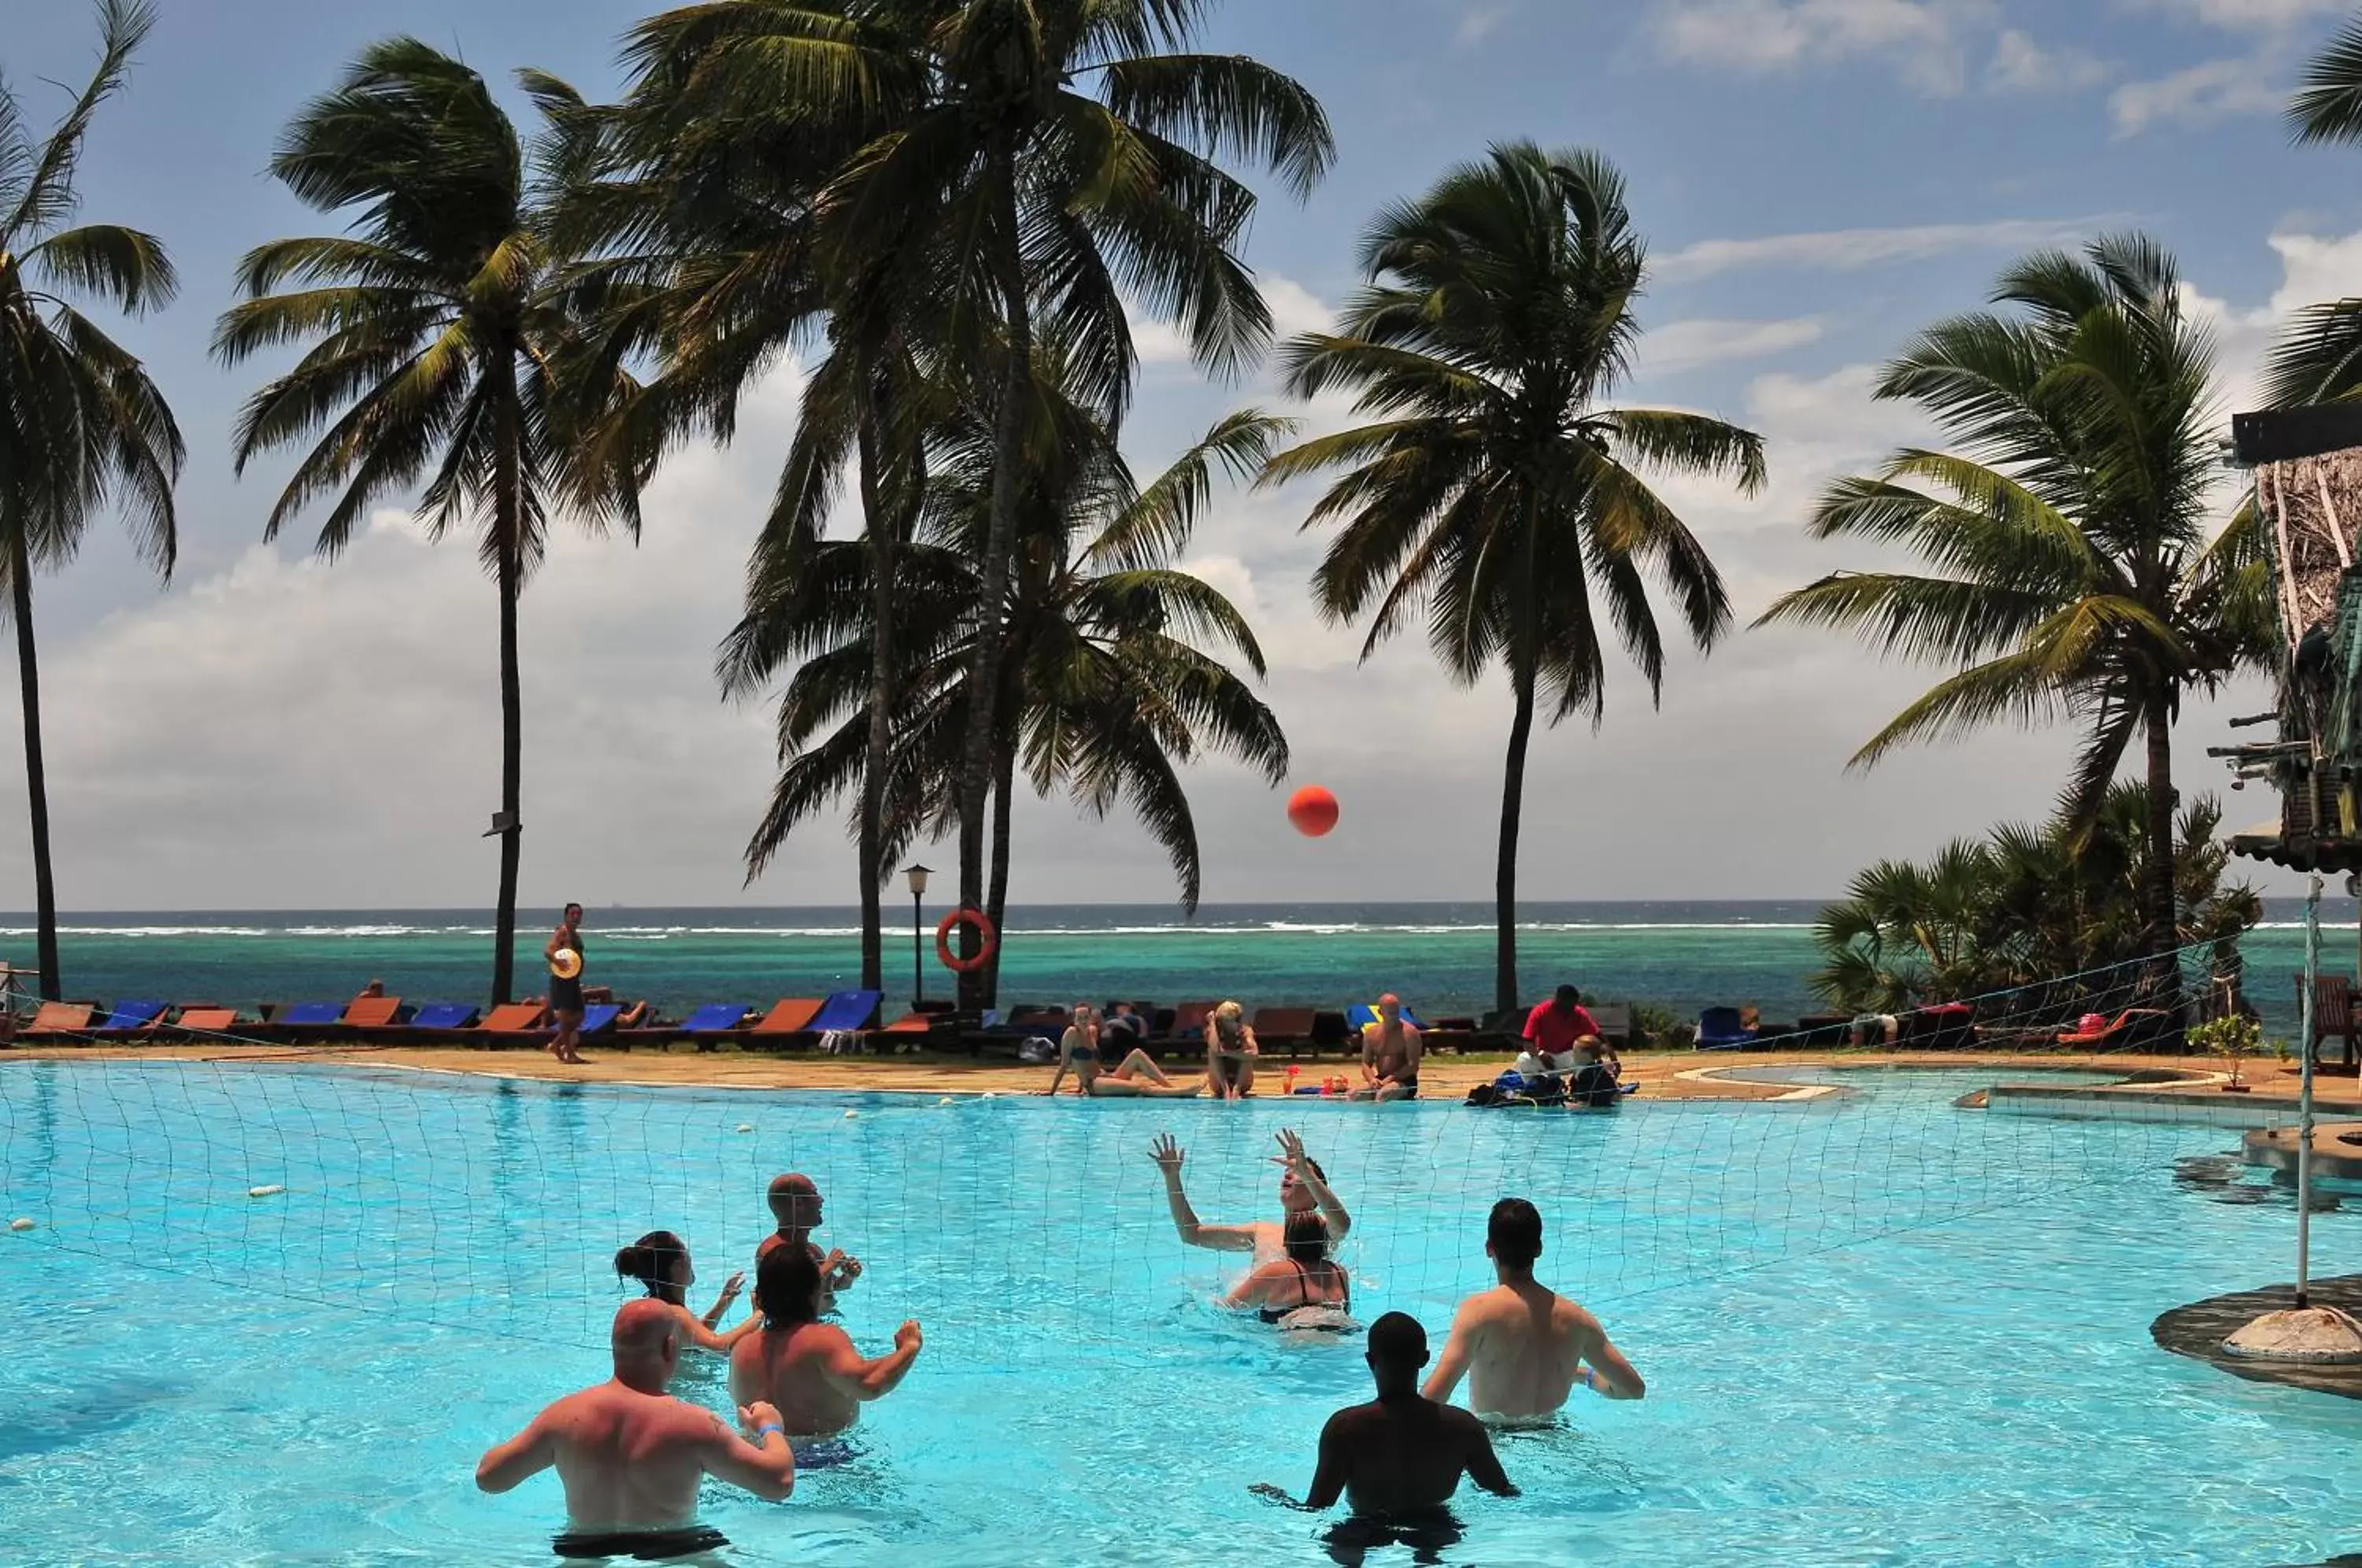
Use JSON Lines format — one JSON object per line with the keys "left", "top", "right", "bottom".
{"left": 476, "top": 1002, "right": 552, "bottom": 1048}
{"left": 577, "top": 1004, "right": 622, "bottom": 1037}
{"left": 280, "top": 1001, "right": 346, "bottom": 1029}
{"left": 171, "top": 1006, "right": 243, "bottom": 1037}
{"left": 22, "top": 1001, "right": 96, "bottom": 1040}
{"left": 1587, "top": 1003, "right": 1633, "bottom": 1048}
{"left": 746, "top": 998, "right": 824, "bottom": 1047}
{"left": 812, "top": 989, "right": 883, "bottom": 1034}
{"left": 1343, "top": 1003, "right": 1428, "bottom": 1034}
{"left": 2054, "top": 1006, "right": 2172, "bottom": 1048}
{"left": 682, "top": 1004, "right": 755, "bottom": 1052}
{"left": 94, "top": 1000, "right": 168, "bottom": 1035}
{"left": 1169, "top": 1001, "right": 1216, "bottom": 1041}
{"left": 409, "top": 1003, "right": 479, "bottom": 1031}
{"left": 343, "top": 997, "right": 404, "bottom": 1031}
{"left": 880, "top": 1011, "right": 935, "bottom": 1040}
{"left": 1694, "top": 1006, "right": 1759, "bottom": 1051}
{"left": 1252, "top": 1007, "right": 1317, "bottom": 1056}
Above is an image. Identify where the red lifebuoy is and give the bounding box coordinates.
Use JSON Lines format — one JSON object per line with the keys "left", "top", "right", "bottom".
{"left": 935, "top": 907, "right": 998, "bottom": 974}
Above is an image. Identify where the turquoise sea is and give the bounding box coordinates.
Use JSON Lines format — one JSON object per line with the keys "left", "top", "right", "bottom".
{"left": 7, "top": 898, "right": 2353, "bottom": 1034}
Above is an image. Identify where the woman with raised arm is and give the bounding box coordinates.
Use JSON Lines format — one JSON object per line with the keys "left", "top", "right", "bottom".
{"left": 1150, "top": 1128, "right": 1350, "bottom": 1263}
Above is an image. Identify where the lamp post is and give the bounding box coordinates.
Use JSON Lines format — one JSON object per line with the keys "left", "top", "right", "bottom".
{"left": 903, "top": 864, "right": 932, "bottom": 1008}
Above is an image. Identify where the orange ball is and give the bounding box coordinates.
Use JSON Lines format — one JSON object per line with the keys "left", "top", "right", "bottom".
{"left": 1287, "top": 784, "right": 1339, "bottom": 838}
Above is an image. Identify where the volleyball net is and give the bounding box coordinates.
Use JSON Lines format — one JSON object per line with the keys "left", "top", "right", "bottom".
{"left": 0, "top": 941, "right": 2316, "bottom": 1362}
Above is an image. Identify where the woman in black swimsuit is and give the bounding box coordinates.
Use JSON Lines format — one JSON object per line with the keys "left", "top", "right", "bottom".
{"left": 1224, "top": 1211, "right": 1353, "bottom": 1329}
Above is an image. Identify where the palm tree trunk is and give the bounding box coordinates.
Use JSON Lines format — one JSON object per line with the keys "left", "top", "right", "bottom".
{"left": 984, "top": 740, "right": 1016, "bottom": 1010}
{"left": 490, "top": 366, "right": 524, "bottom": 1009}
{"left": 954, "top": 135, "right": 1031, "bottom": 1018}
{"left": 1495, "top": 666, "right": 1536, "bottom": 1019}
{"left": 10, "top": 538, "right": 60, "bottom": 1001}
{"left": 856, "top": 385, "right": 892, "bottom": 994}
{"left": 2142, "top": 686, "right": 2179, "bottom": 968}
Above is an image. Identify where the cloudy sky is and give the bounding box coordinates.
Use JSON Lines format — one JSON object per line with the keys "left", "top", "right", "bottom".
{"left": 4, "top": 0, "right": 2356, "bottom": 913}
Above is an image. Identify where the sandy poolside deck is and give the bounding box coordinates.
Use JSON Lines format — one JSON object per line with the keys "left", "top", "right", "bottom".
{"left": 8, "top": 1041, "right": 2346, "bottom": 1105}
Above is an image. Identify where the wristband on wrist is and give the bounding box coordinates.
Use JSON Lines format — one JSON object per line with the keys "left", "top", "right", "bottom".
{"left": 1579, "top": 1368, "right": 1597, "bottom": 1391}
{"left": 755, "top": 1422, "right": 785, "bottom": 1440}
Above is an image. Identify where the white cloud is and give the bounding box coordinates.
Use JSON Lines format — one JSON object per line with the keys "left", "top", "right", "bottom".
{"left": 1133, "top": 273, "right": 1331, "bottom": 364}
{"left": 1456, "top": 1, "right": 1517, "bottom": 46}
{"left": 1633, "top": 316, "right": 1826, "bottom": 375}
{"left": 1986, "top": 28, "right": 2112, "bottom": 94}
{"left": 2130, "top": 0, "right": 2346, "bottom": 32}
{"left": 2109, "top": 51, "right": 2285, "bottom": 134}
{"left": 1656, "top": 215, "right": 2125, "bottom": 280}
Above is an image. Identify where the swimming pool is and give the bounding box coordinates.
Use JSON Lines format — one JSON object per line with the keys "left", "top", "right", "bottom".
{"left": 4, "top": 1060, "right": 2359, "bottom": 1566}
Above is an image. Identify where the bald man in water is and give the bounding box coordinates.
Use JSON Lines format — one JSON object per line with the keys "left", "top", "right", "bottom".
{"left": 1423, "top": 1199, "right": 1646, "bottom": 1420}
{"left": 476, "top": 1299, "right": 796, "bottom": 1560}
{"left": 755, "top": 1173, "right": 862, "bottom": 1305}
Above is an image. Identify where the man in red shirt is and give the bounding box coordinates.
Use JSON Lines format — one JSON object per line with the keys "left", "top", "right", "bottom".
{"left": 1521, "top": 985, "right": 1602, "bottom": 1073}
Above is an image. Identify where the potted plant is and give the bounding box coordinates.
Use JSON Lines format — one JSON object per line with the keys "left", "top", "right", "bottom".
{"left": 2190, "top": 1015, "right": 2260, "bottom": 1091}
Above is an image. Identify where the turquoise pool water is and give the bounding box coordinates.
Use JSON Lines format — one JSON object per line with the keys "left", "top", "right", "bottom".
{"left": 4, "top": 1061, "right": 2360, "bottom": 1566}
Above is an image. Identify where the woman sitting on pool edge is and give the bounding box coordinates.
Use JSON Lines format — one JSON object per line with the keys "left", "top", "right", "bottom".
{"left": 615, "top": 1230, "right": 762, "bottom": 1371}
{"left": 1207, "top": 1000, "right": 1259, "bottom": 1100}
{"left": 1225, "top": 1211, "right": 1356, "bottom": 1333}
{"left": 1046, "top": 1004, "right": 1202, "bottom": 1096}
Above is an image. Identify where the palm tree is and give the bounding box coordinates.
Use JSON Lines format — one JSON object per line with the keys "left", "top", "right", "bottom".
{"left": 1262, "top": 142, "right": 1764, "bottom": 1016}
{"left": 623, "top": 0, "right": 1332, "bottom": 1009}
{"left": 0, "top": 0, "right": 183, "bottom": 1000}
{"left": 214, "top": 43, "right": 642, "bottom": 1008}
{"left": 1758, "top": 236, "right": 2274, "bottom": 969}
{"left": 720, "top": 403, "right": 1289, "bottom": 1004}
{"left": 2270, "top": 19, "right": 2362, "bottom": 402}
{"left": 1810, "top": 782, "right": 2260, "bottom": 1014}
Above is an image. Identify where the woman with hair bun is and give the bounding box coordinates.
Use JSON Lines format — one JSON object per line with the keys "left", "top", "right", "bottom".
{"left": 614, "top": 1230, "right": 760, "bottom": 1371}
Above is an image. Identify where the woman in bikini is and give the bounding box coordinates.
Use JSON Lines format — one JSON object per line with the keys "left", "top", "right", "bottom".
{"left": 1046, "top": 1007, "right": 1202, "bottom": 1097}
{"left": 1225, "top": 1210, "right": 1356, "bottom": 1332}
{"left": 1207, "top": 1000, "right": 1259, "bottom": 1101}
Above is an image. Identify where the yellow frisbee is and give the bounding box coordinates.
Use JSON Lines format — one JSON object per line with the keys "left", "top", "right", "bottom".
{"left": 550, "top": 948, "right": 583, "bottom": 980}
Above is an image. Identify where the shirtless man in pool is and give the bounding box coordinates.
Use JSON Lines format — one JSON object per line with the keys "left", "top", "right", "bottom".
{"left": 476, "top": 1299, "right": 795, "bottom": 1560}
{"left": 1422, "top": 1199, "right": 1646, "bottom": 1421}
{"left": 1150, "top": 1127, "right": 1350, "bottom": 1265}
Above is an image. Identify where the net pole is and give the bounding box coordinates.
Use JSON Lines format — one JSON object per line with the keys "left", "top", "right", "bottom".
{"left": 2299, "top": 874, "right": 2322, "bottom": 1308}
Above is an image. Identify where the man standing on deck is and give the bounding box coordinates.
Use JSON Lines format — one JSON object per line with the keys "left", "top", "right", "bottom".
{"left": 1251, "top": 1311, "right": 1516, "bottom": 1520}
{"left": 543, "top": 903, "right": 587, "bottom": 1065}
{"left": 1150, "top": 1128, "right": 1349, "bottom": 1264}
{"left": 476, "top": 1298, "right": 795, "bottom": 1560}
{"left": 757, "top": 1173, "right": 862, "bottom": 1304}
{"left": 1423, "top": 1199, "right": 1645, "bottom": 1419}
{"left": 1352, "top": 995, "right": 1421, "bottom": 1100}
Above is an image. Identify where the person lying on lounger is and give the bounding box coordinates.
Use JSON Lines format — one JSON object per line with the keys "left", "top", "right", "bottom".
{"left": 1046, "top": 1012, "right": 1201, "bottom": 1096}
{"left": 1151, "top": 1128, "right": 1349, "bottom": 1263}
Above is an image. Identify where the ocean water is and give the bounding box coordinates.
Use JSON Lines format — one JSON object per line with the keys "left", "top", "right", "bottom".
{"left": 5, "top": 1058, "right": 2360, "bottom": 1565}
{"left": 6, "top": 898, "right": 2354, "bottom": 1032}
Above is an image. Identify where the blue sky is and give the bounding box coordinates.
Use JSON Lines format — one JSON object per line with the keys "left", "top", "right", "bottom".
{"left": 4, "top": 0, "right": 2357, "bottom": 910}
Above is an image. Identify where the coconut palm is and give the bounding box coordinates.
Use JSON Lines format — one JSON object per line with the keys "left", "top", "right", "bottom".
{"left": 2270, "top": 19, "right": 2362, "bottom": 403}
{"left": 1810, "top": 783, "right": 2260, "bottom": 1014}
{"left": 720, "top": 403, "right": 1290, "bottom": 1003}
{"left": 552, "top": 49, "right": 950, "bottom": 993}
{"left": 213, "top": 42, "right": 642, "bottom": 1008}
{"left": 0, "top": 0, "right": 183, "bottom": 1000}
{"left": 1262, "top": 142, "right": 1764, "bottom": 1016}
{"left": 621, "top": 0, "right": 1331, "bottom": 1008}
{"left": 1758, "top": 236, "right": 2275, "bottom": 968}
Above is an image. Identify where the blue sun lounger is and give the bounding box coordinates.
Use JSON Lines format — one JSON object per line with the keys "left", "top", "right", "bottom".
{"left": 1344, "top": 1002, "right": 1427, "bottom": 1033}
{"left": 577, "top": 1004, "right": 622, "bottom": 1037}
{"left": 810, "top": 989, "right": 883, "bottom": 1034}
{"left": 1695, "top": 1006, "right": 1760, "bottom": 1051}
{"left": 280, "top": 1001, "right": 346, "bottom": 1029}
{"left": 681, "top": 1003, "right": 754, "bottom": 1050}
{"left": 409, "top": 1003, "right": 479, "bottom": 1031}
{"left": 95, "top": 1000, "right": 168, "bottom": 1033}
